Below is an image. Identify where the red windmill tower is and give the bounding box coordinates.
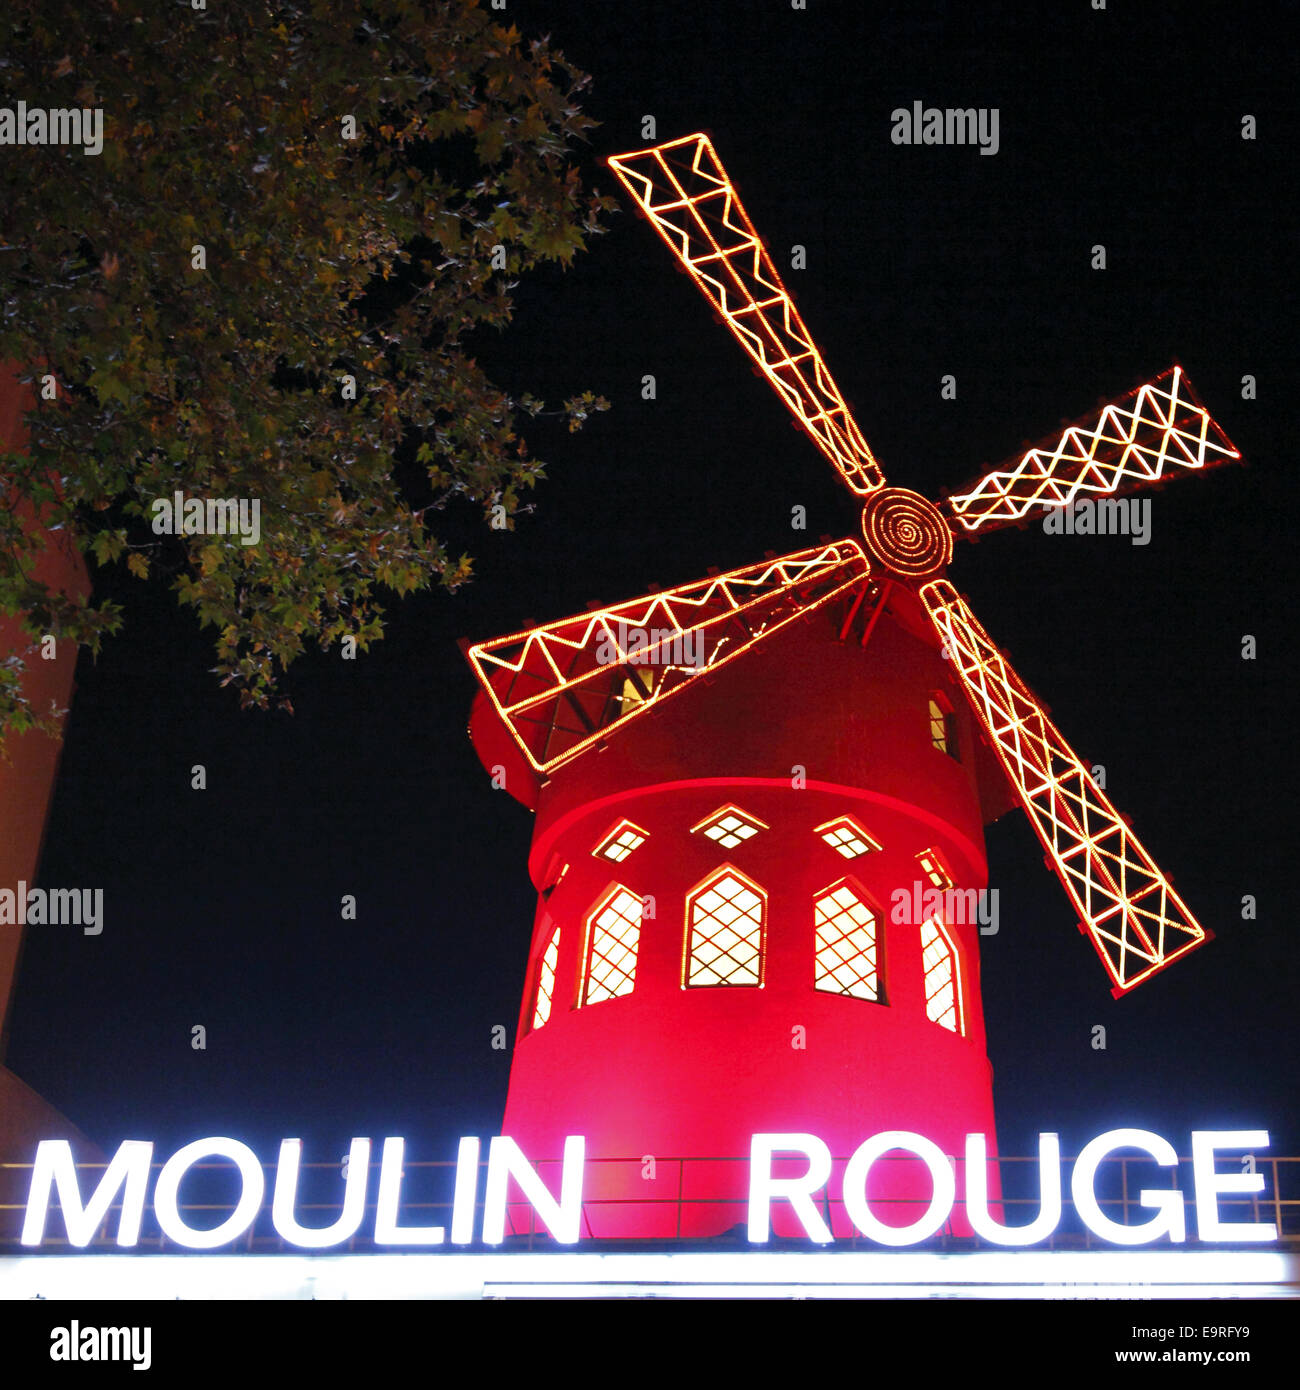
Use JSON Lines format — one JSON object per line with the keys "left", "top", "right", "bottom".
{"left": 464, "top": 134, "right": 1241, "bottom": 1240}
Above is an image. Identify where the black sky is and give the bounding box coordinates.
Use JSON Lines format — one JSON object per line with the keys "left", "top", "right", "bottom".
{"left": 9, "top": 0, "right": 1297, "bottom": 1171}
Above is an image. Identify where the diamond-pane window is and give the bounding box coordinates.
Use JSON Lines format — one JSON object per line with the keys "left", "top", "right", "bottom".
{"left": 685, "top": 868, "right": 766, "bottom": 986}
{"left": 917, "top": 849, "right": 953, "bottom": 890}
{"left": 815, "top": 816, "right": 881, "bottom": 860}
{"left": 690, "top": 804, "right": 768, "bottom": 849}
{"left": 582, "top": 887, "right": 643, "bottom": 1005}
{"left": 814, "top": 882, "right": 880, "bottom": 1000}
{"left": 531, "top": 924, "right": 561, "bottom": 1031}
{"left": 594, "top": 820, "right": 648, "bottom": 863}
{"left": 920, "top": 917, "right": 963, "bottom": 1034}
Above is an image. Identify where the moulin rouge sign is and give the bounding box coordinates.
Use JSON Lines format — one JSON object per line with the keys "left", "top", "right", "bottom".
{"left": 18, "top": 1128, "right": 1278, "bottom": 1252}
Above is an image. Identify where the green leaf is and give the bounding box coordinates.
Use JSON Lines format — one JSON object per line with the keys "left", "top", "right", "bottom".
{"left": 0, "top": 0, "right": 611, "bottom": 748}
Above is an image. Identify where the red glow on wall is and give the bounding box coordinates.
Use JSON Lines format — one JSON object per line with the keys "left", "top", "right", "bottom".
{"left": 464, "top": 133, "right": 1241, "bottom": 1240}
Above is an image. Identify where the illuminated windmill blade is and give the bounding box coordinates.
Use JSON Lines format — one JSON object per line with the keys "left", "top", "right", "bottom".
{"left": 467, "top": 540, "right": 870, "bottom": 776}
{"left": 608, "top": 134, "right": 885, "bottom": 496}
{"left": 919, "top": 578, "right": 1209, "bottom": 994}
{"left": 943, "top": 365, "right": 1240, "bottom": 536}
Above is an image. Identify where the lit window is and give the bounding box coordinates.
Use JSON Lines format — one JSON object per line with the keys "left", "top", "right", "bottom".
{"left": 594, "top": 820, "right": 648, "bottom": 864}
{"left": 582, "top": 887, "right": 643, "bottom": 1005}
{"left": 685, "top": 867, "right": 766, "bottom": 986}
{"left": 690, "top": 804, "right": 769, "bottom": 849}
{"left": 541, "top": 856, "right": 569, "bottom": 898}
{"left": 618, "top": 666, "right": 654, "bottom": 709}
{"left": 814, "top": 882, "right": 880, "bottom": 1001}
{"left": 929, "top": 694, "right": 959, "bottom": 759}
{"left": 917, "top": 848, "right": 953, "bottom": 890}
{"left": 920, "top": 917, "right": 963, "bottom": 1034}
{"left": 531, "top": 924, "right": 561, "bottom": 1030}
{"left": 815, "top": 816, "right": 881, "bottom": 860}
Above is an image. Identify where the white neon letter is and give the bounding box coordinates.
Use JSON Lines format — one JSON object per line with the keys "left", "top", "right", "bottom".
{"left": 747, "top": 1134, "right": 833, "bottom": 1244}
{"left": 21, "top": 1139, "right": 153, "bottom": 1247}
{"left": 373, "top": 1137, "right": 444, "bottom": 1245}
{"left": 1071, "top": 1128, "right": 1185, "bottom": 1245}
{"left": 482, "top": 1136, "right": 584, "bottom": 1245}
{"left": 1191, "top": 1130, "right": 1277, "bottom": 1242}
{"left": 843, "top": 1131, "right": 955, "bottom": 1246}
{"left": 450, "top": 1137, "right": 480, "bottom": 1246}
{"left": 965, "top": 1132, "right": 1062, "bottom": 1246}
{"left": 273, "top": 1137, "right": 370, "bottom": 1249}
{"left": 153, "top": 1137, "right": 265, "bottom": 1250}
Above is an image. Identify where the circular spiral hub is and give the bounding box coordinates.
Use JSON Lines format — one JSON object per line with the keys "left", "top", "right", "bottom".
{"left": 859, "top": 487, "right": 953, "bottom": 579}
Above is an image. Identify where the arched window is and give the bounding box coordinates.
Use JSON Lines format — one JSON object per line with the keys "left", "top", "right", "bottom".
{"left": 531, "top": 923, "right": 561, "bottom": 1031}
{"left": 581, "top": 886, "right": 644, "bottom": 1005}
{"left": 684, "top": 866, "right": 766, "bottom": 987}
{"left": 813, "top": 880, "right": 881, "bottom": 1001}
{"left": 920, "top": 916, "right": 964, "bottom": 1035}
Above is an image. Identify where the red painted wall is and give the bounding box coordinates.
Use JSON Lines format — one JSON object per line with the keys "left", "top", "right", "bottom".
{"left": 0, "top": 366, "right": 97, "bottom": 1175}
{"left": 473, "top": 588, "right": 1006, "bottom": 1239}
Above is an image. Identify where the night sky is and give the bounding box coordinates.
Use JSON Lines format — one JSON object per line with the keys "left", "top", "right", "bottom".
{"left": 9, "top": 0, "right": 1297, "bottom": 1177}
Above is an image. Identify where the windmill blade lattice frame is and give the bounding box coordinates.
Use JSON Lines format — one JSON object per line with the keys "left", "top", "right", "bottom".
{"left": 467, "top": 540, "right": 870, "bottom": 775}
{"left": 609, "top": 134, "right": 885, "bottom": 496}
{"left": 944, "top": 365, "right": 1240, "bottom": 536}
{"left": 466, "top": 131, "right": 1240, "bottom": 997}
{"left": 920, "top": 578, "right": 1209, "bottom": 993}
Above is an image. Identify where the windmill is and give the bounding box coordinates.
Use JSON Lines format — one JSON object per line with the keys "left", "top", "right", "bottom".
{"left": 463, "top": 133, "right": 1241, "bottom": 1240}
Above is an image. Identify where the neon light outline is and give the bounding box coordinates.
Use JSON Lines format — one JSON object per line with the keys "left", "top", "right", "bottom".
{"left": 467, "top": 540, "right": 869, "bottom": 776}
{"left": 608, "top": 134, "right": 884, "bottom": 495}
{"left": 945, "top": 366, "right": 1240, "bottom": 534}
{"left": 921, "top": 577, "right": 1208, "bottom": 992}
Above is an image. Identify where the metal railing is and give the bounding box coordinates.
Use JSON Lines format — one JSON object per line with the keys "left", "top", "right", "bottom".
{"left": 2, "top": 1152, "right": 1296, "bottom": 1253}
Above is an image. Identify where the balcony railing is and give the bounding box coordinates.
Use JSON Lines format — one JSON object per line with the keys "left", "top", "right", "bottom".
{"left": 3, "top": 1152, "right": 1296, "bottom": 1252}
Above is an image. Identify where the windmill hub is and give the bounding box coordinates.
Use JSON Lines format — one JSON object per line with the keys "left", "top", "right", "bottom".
{"left": 460, "top": 131, "right": 1240, "bottom": 1242}
{"left": 860, "top": 487, "right": 953, "bottom": 579}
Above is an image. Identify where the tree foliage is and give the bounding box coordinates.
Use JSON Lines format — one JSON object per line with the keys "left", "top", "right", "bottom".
{"left": 0, "top": 0, "right": 612, "bottom": 743}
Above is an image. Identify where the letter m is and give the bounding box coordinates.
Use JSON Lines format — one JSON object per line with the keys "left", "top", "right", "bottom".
{"left": 206, "top": 498, "right": 239, "bottom": 535}
{"left": 100, "top": 1328, "right": 130, "bottom": 1360}
{"left": 49, "top": 888, "right": 81, "bottom": 926}
{"left": 49, "top": 109, "right": 81, "bottom": 145}
{"left": 1095, "top": 497, "right": 1125, "bottom": 534}
{"left": 946, "top": 109, "right": 977, "bottom": 144}
{"left": 21, "top": 1139, "right": 153, "bottom": 1247}
{"left": 947, "top": 887, "right": 978, "bottom": 925}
